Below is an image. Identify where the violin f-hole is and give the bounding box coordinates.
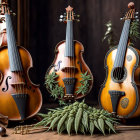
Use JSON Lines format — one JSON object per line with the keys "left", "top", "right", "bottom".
{"left": 2, "top": 76, "right": 12, "bottom": 92}
{"left": 54, "top": 60, "right": 62, "bottom": 72}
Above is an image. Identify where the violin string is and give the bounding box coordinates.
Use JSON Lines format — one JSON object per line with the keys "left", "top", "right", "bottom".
{"left": 11, "top": 16, "right": 20, "bottom": 94}
{"left": 117, "top": 20, "right": 127, "bottom": 80}
{"left": 69, "top": 11, "right": 70, "bottom": 81}
{"left": 122, "top": 20, "right": 130, "bottom": 80}
{"left": 115, "top": 19, "right": 129, "bottom": 81}
{"left": 7, "top": 14, "right": 18, "bottom": 94}
{"left": 8, "top": 14, "right": 24, "bottom": 95}
{"left": 119, "top": 20, "right": 130, "bottom": 80}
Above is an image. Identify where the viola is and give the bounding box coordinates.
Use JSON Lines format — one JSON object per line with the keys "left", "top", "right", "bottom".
{"left": 46, "top": 6, "right": 93, "bottom": 101}
{"left": 99, "top": 2, "right": 140, "bottom": 118}
{"left": 0, "top": 0, "right": 42, "bottom": 120}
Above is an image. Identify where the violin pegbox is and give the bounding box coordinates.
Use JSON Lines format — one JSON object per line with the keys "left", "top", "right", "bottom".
{"left": 59, "top": 5, "right": 80, "bottom": 22}
{"left": 0, "top": 0, "right": 16, "bottom": 19}
{"left": 120, "top": 2, "right": 139, "bottom": 21}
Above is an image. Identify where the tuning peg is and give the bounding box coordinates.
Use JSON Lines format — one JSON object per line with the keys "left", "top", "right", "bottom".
{"left": 135, "top": 16, "right": 138, "bottom": 19}
{"left": 136, "top": 19, "right": 139, "bottom": 22}
{"left": 12, "top": 13, "right": 16, "bottom": 16}
{"left": 76, "top": 15, "right": 80, "bottom": 17}
{"left": 120, "top": 18, "right": 124, "bottom": 20}
{"left": 59, "top": 18, "right": 63, "bottom": 22}
{"left": 60, "top": 15, "right": 63, "bottom": 18}
{"left": 135, "top": 12, "right": 139, "bottom": 15}
{"left": 76, "top": 19, "right": 80, "bottom": 22}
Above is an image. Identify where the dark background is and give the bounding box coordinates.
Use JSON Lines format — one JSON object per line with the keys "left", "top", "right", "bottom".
{"left": 26, "top": 0, "right": 140, "bottom": 105}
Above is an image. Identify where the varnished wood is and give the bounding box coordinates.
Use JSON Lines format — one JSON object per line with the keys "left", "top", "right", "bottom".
{"left": 48, "top": 40, "right": 93, "bottom": 99}
{"left": 99, "top": 46, "right": 140, "bottom": 118}
{"left": 0, "top": 46, "right": 42, "bottom": 120}
{"left": 128, "top": 2, "right": 134, "bottom": 9}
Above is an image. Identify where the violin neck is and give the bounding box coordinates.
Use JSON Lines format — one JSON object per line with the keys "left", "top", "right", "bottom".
{"left": 114, "top": 19, "right": 131, "bottom": 68}
{"left": 5, "top": 14, "right": 23, "bottom": 72}
{"left": 64, "top": 20, "right": 75, "bottom": 57}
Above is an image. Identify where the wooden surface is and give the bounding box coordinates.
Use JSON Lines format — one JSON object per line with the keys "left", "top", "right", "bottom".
{"left": 1, "top": 128, "right": 140, "bottom": 140}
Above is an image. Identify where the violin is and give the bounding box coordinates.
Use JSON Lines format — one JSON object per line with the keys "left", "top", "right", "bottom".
{"left": 46, "top": 6, "right": 93, "bottom": 101}
{"left": 0, "top": 0, "right": 42, "bottom": 120}
{"left": 99, "top": 2, "right": 140, "bottom": 118}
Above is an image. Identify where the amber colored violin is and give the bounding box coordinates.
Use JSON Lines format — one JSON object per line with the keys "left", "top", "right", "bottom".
{"left": 47, "top": 6, "right": 93, "bottom": 101}
{"left": 0, "top": 0, "right": 42, "bottom": 120}
{"left": 99, "top": 2, "right": 140, "bottom": 119}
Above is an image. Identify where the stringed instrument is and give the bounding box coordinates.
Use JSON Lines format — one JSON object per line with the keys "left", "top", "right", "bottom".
{"left": 99, "top": 2, "right": 140, "bottom": 119}
{"left": 0, "top": 0, "right": 42, "bottom": 120}
{"left": 46, "top": 6, "right": 93, "bottom": 101}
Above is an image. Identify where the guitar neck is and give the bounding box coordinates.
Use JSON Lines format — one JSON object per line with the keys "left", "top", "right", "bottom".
{"left": 114, "top": 20, "right": 131, "bottom": 68}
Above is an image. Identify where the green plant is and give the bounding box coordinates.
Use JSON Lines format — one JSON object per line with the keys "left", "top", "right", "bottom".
{"left": 45, "top": 71, "right": 92, "bottom": 105}
{"left": 45, "top": 72, "right": 65, "bottom": 105}
{"left": 103, "top": 20, "right": 140, "bottom": 48}
{"left": 129, "top": 21, "right": 140, "bottom": 46}
{"left": 35, "top": 101, "right": 119, "bottom": 135}
{"left": 76, "top": 71, "right": 92, "bottom": 95}
{"left": 102, "top": 20, "right": 117, "bottom": 48}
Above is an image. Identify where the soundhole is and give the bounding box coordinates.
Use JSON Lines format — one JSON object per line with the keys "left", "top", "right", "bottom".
{"left": 112, "top": 67, "right": 127, "bottom": 83}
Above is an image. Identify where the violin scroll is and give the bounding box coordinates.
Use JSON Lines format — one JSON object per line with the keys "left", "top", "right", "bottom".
{"left": 59, "top": 5, "right": 80, "bottom": 22}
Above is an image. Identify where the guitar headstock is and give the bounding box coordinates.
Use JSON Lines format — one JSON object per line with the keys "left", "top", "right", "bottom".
{"left": 120, "top": 2, "right": 139, "bottom": 21}
{"left": 59, "top": 5, "right": 80, "bottom": 23}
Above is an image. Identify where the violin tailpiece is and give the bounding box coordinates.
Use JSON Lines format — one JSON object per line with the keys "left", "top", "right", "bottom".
{"left": 12, "top": 94, "right": 28, "bottom": 120}
{"left": 63, "top": 77, "right": 76, "bottom": 97}
{"left": 109, "top": 90, "right": 125, "bottom": 114}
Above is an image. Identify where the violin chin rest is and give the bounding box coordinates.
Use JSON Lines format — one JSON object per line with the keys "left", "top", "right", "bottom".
{"left": 11, "top": 93, "right": 28, "bottom": 120}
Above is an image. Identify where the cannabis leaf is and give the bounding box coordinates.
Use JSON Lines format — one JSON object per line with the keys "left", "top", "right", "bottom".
{"left": 36, "top": 101, "right": 119, "bottom": 135}
{"left": 45, "top": 72, "right": 65, "bottom": 105}
{"left": 76, "top": 71, "right": 92, "bottom": 95}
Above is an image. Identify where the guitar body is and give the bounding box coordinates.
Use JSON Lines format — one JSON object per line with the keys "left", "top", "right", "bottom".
{"left": 99, "top": 46, "right": 140, "bottom": 118}
{"left": 0, "top": 46, "right": 42, "bottom": 120}
{"left": 48, "top": 40, "right": 93, "bottom": 99}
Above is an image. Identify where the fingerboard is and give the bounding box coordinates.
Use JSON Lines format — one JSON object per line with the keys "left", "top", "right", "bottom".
{"left": 5, "top": 14, "right": 23, "bottom": 71}
{"left": 64, "top": 20, "right": 74, "bottom": 57}
{"left": 114, "top": 20, "right": 131, "bottom": 68}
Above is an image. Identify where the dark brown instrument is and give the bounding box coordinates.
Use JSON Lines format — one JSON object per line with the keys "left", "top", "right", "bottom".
{"left": 0, "top": 0, "right": 42, "bottom": 120}
{"left": 46, "top": 6, "right": 93, "bottom": 101}
{"left": 99, "top": 2, "right": 140, "bottom": 118}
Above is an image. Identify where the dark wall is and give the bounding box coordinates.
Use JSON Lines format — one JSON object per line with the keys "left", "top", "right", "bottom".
{"left": 29, "top": 0, "right": 140, "bottom": 104}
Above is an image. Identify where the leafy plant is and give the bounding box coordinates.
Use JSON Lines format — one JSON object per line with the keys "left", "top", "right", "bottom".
{"left": 103, "top": 20, "right": 140, "bottom": 48}
{"left": 129, "top": 21, "right": 140, "bottom": 46}
{"left": 45, "top": 72, "right": 58, "bottom": 90}
{"left": 45, "top": 71, "right": 92, "bottom": 105}
{"left": 102, "top": 20, "right": 118, "bottom": 48}
{"left": 76, "top": 71, "right": 92, "bottom": 95}
{"left": 35, "top": 101, "right": 119, "bottom": 135}
{"left": 45, "top": 72, "right": 65, "bottom": 105}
